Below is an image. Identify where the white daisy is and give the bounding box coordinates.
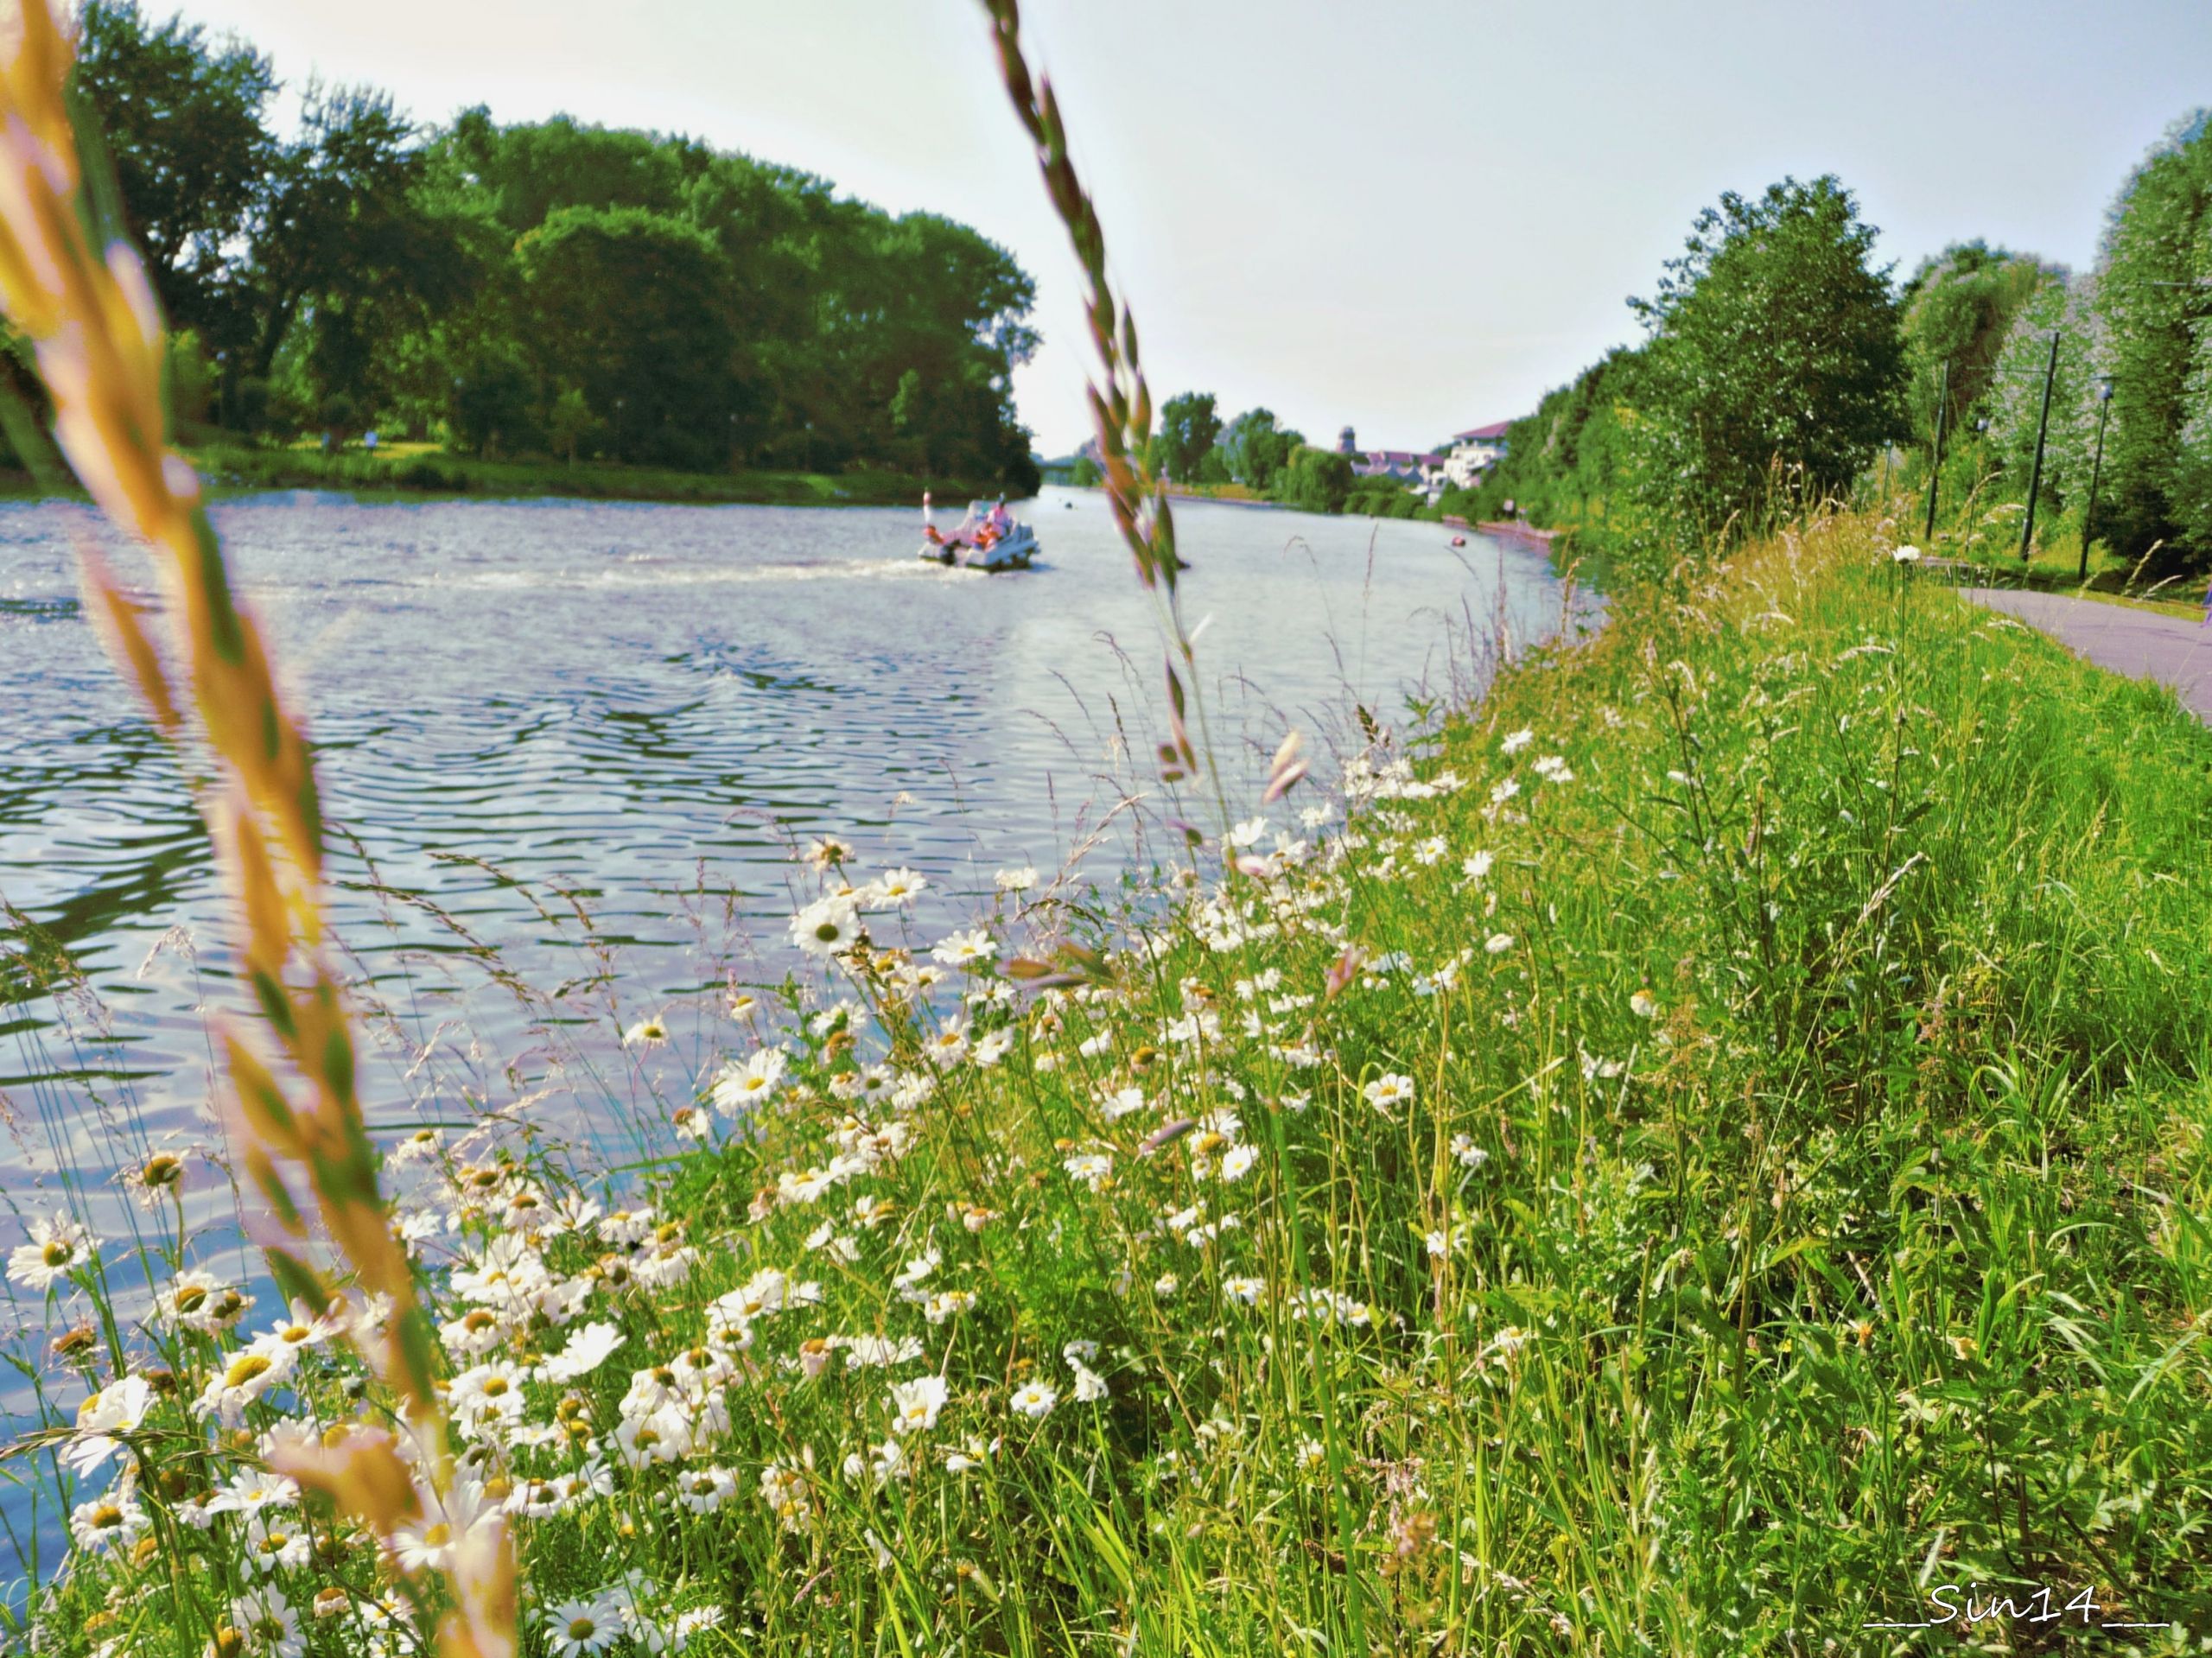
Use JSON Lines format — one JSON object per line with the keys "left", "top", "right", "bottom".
{"left": 545, "top": 1594, "right": 623, "bottom": 1657}
{"left": 68, "top": 1491, "right": 149, "bottom": 1555}
{"left": 7, "top": 1215, "right": 97, "bottom": 1292}
{"left": 709, "top": 1047, "right": 788, "bottom": 1115}
{"left": 889, "top": 1375, "right": 949, "bottom": 1435}
{"left": 1009, "top": 1382, "right": 1058, "bottom": 1420}
{"left": 929, "top": 928, "right": 997, "bottom": 969}
{"left": 789, "top": 897, "right": 861, "bottom": 957}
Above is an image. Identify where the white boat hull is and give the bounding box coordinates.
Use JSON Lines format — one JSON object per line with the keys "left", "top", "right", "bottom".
{"left": 919, "top": 522, "right": 1038, "bottom": 571}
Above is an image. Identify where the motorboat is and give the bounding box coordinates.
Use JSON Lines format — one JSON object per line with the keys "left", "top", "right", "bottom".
{"left": 918, "top": 496, "right": 1038, "bottom": 572}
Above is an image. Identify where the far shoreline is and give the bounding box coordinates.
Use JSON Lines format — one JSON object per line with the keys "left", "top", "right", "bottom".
{"left": 0, "top": 446, "right": 1028, "bottom": 512}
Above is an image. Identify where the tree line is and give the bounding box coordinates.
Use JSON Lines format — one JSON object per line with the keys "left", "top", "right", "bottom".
{"left": 1475, "top": 110, "right": 2212, "bottom": 571}
{"left": 48, "top": 1, "right": 1041, "bottom": 487}
{"left": 1075, "top": 396, "right": 1425, "bottom": 518}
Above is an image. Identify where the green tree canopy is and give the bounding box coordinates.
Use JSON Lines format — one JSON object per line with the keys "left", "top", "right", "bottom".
{"left": 69, "top": 6, "right": 1042, "bottom": 490}
{"left": 2095, "top": 109, "right": 2212, "bottom": 560}
{"left": 1278, "top": 446, "right": 1353, "bottom": 515}
{"left": 518, "top": 206, "right": 738, "bottom": 469}
{"left": 1219, "top": 407, "right": 1300, "bottom": 492}
{"left": 73, "top": 0, "right": 275, "bottom": 344}
{"left": 1900, "top": 240, "right": 2061, "bottom": 443}
{"left": 1156, "top": 392, "right": 1222, "bottom": 483}
{"left": 1630, "top": 175, "right": 1905, "bottom": 531}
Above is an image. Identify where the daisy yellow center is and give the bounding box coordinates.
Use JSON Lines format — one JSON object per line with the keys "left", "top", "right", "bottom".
{"left": 175, "top": 1286, "right": 208, "bottom": 1312}
{"left": 422, "top": 1521, "right": 451, "bottom": 1547}
{"left": 481, "top": 1377, "right": 510, "bottom": 1397}
{"left": 223, "top": 1353, "right": 272, "bottom": 1388}
{"left": 41, "top": 1242, "right": 72, "bottom": 1267}
{"left": 569, "top": 1617, "right": 599, "bottom": 1639}
{"left": 281, "top": 1324, "right": 310, "bottom": 1344}
{"left": 90, "top": 1503, "right": 124, "bottom": 1529}
{"left": 143, "top": 1155, "right": 181, "bottom": 1186}
{"left": 464, "top": 1311, "right": 497, "bottom": 1332}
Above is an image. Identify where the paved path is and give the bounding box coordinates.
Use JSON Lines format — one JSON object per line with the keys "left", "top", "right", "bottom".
{"left": 1963, "top": 588, "right": 2212, "bottom": 721}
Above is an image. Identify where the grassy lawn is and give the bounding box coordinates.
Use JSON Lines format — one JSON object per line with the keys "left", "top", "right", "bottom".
{"left": 22, "top": 509, "right": 2212, "bottom": 1654}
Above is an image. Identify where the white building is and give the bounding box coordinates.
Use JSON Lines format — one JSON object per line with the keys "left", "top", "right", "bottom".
{"left": 1441, "top": 421, "right": 1512, "bottom": 491}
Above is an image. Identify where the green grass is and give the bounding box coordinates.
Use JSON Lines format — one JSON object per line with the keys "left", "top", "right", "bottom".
{"left": 14, "top": 508, "right": 2212, "bottom": 1655}
{"left": 3, "top": 442, "right": 999, "bottom": 508}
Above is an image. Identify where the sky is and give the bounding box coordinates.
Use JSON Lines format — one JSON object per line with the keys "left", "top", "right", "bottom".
{"left": 161, "top": 0, "right": 2210, "bottom": 457}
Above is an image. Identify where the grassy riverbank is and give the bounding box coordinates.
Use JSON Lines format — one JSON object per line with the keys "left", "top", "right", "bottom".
{"left": 19, "top": 508, "right": 2212, "bottom": 1654}
{"left": 0, "top": 443, "right": 1000, "bottom": 508}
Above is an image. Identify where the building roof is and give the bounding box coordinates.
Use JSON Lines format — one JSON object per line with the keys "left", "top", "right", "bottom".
{"left": 1352, "top": 450, "right": 1446, "bottom": 480}
{"left": 1452, "top": 421, "right": 1515, "bottom": 443}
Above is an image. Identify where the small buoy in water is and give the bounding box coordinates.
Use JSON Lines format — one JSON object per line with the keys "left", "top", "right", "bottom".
{"left": 1450, "top": 535, "right": 1467, "bottom": 547}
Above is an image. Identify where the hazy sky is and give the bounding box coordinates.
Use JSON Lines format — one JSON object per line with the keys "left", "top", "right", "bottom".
{"left": 163, "top": 0, "right": 2209, "bottom": 456}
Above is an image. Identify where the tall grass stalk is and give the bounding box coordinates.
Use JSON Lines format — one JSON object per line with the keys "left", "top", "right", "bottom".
{"left": 0, "top": 5, "right": 512, "bottom": 1653}
{"left": 977, "top": 0, "right": 1308, "bottom": 856}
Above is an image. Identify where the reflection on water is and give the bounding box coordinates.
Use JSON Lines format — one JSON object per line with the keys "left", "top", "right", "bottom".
{"left": 0, "top": 485, "right": 1588, "bottom": 1550}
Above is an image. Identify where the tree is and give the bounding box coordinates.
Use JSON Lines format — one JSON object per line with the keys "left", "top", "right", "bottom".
{"left": 1219, "top": 407, "right": 1300, "bottom": 492}
{"left": 1157, "top": 392, "right": 1221, "bottom": 483}
{"left": 546, "top": 385, "right": 595, "bottom": 465}
{"left": 2094, "top": 110, "right": 2212, "bottom": 561}
{"left": 449, "top": 346, "right": 534, "bottom": 456}
{"left": 1984, "top": 276, "right": 2104, "bottom": 534}
{"left": 1899, "top": 241, "right": 2061, "bottom": 443}
{"left": 71, "top": 38, "right": 1046, "bottom": 482}
{"left": 245, "top": 82, "right": 473, "bottom": 416}
{"left": 1471, "top": 350, "right": 1642, "bottom": 525}
{"left": 518, "top": 206, "right": 737, "bottom": 468}
{"left": 1276, "top": 446, "right": 1352, "bottom": 514}
{"left": 73, "top": 1, "right": 275, "bottom": 346}
{"left": 1630, "top": 175, "right": 1905, "bottom": 532}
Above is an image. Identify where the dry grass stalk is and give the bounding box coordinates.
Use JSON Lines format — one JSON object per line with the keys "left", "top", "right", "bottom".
{"left": 0, "top": 3, "right": 512, "bottom": 1649}
{"left": 981, "top": 0, "right": 1309, "bottom": 838}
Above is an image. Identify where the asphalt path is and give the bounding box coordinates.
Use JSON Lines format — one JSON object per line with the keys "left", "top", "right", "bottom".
{"left": 1963, "top": 587, "right": 2212, "bottom": 721}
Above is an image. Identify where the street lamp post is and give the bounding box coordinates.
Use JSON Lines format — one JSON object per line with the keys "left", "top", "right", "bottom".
{"left": 2079, "top": 378, "right": 2113, "bottom": 583}
{"left": 2018, "top": 331, "right": 2061, "bottom": 564}
{"left": 1923, "top": 359, "right": 1950, "bottom": 543}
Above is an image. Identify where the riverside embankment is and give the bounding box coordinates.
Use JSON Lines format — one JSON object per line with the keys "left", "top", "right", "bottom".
{"left": 18, "top": 506, "right": 2211, "bottom": 1652}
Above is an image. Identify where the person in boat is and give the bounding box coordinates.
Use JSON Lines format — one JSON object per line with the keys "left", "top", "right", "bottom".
{"left": 921, "top": 492, "right": 969, "bottom": 552}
